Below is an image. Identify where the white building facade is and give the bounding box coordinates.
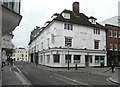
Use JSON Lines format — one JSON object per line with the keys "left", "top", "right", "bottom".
{"left": 29, "top": 2, "right": 107, "bottom": 67}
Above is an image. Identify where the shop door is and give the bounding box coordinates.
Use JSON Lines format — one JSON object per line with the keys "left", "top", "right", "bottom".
{"left": 85, "top": 55, "right": 89, "bottom": 66}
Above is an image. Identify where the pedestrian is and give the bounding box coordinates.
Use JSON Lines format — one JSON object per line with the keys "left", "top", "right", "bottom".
{"left": 35, "top": 60, "right": 38, "bottom": 66}
{"left": 111, "top": 60, "right": 115, "bottom": 73}
{"left": 7, "top": 57, "right": 10, "bottom": 65}
{"left": 10, "top": 58, "right": 13, "bottom": 66}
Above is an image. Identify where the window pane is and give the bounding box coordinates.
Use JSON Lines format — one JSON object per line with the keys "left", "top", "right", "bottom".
{"left": 74, "top": 55, "right": 81, "bottom": 63}
{"left": 114, "top": 30, "right": 117, "bottom": 37}
{"left": 100, "top": 56, "right": 104, "bottom": 63}
{"left": 65, "top": 37, "right": 72, "bottom": 47}
{"left": 54, "top": 54, "right": 60, "bottom": 63}
{"left": 94, "top": 40, "right": 99, "bottom": 49}
{"left": 95, "top": 56, "right": 99, "bottom": 63}
{"left": 65, "top": 55, "right": 71, "bottom": 63}
{"left": 115, "top": 43, "right": 117, "bottom": 50}
{"left": 109, "top": 43, "right": 113, "bottom": 50}
{"left": 119, "top": 31, "right": 120, "bottom": 38}
{"left": 109, "top": 29, "right": 112, "bottom": 37}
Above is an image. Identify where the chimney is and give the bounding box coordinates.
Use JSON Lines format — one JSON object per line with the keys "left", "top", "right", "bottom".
{"left": 73, "top": 2, "right": 79, "bottom": 16}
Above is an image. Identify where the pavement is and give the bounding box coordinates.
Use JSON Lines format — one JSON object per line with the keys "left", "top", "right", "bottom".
{"left": 1, "top": 61, "right": 120, "bottom": 86}
{"left": 1, "top": 63, "right": 32, "bottom": 87}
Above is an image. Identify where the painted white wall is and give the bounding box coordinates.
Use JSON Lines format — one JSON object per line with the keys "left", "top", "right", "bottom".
{"left": 1, "top": 34, "right": 14, "bottom": 49}
{"left": 30, "top": 20, "right": 106, "bottom": 52}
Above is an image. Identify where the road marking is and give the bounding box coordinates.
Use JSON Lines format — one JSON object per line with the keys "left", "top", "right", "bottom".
{"left": 13, "top": 64, "right": 22, "bottom": 73}
{"left": 14, "top": 71, "right": 28, "bottom": 85}
{"left": 54, "top": 76, "right": 77, "bottom": 85}
{"left": 106, "top": 77, "right": 119, "bottom": 85}
{"left": 54, "top": 73, "right": 89, "bottom": 86}
{"left": 13, "top": 63, "right": 33, "bottom": 86}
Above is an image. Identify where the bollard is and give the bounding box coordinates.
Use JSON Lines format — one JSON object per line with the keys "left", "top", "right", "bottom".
{"left": 75, "top": 64, "right": 77, "bottom": 70}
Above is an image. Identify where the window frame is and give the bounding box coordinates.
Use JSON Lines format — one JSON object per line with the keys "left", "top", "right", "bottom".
{"left": 114, "top": 30, "right": 117, "bottom": 38}
{"left": 65, "top": 55, "right": 71, "bottom": 63}
{"left": 53, "top": 54, "right": 60, "bottom": 63}
{"left": 64, "top": 23, "right": 73, "bottom": 30}
{"left": 109, "top": 29, "right": 112, "bottom": 37}
{"left": 94, "top": 40, "right": 99, "bottom": 49}
{"left": 65, "top": 37, "right": 72, "bottom": 47}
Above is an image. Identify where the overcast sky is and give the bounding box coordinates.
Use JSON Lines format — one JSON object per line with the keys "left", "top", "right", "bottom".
{"left": 13, "top": 0, "right": 120, "bottom": 48}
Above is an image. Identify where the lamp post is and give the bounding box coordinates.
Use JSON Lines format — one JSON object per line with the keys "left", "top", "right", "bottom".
{"left": 67, "top": 44, "right": 70, "bottom": 70}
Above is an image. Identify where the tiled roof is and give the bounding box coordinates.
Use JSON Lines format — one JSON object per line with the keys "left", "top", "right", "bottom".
{"left": 53, "top": 9, "right": 105, "bottom": 29}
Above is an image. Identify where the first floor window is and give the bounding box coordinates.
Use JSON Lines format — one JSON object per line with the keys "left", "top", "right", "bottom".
{"left": 114, "top": 30, "right": 117, "bottom": 38}
{"left": 74, "top": 55, "right": 81, "bottom": 63}
{"left": 65, "top": 55, "right": 71, "bottom": 63}
{"left": 109, "top": 29, "right": 112, "bottom": 37}
{"left": 119, "top": 31, "right": 120, "bottom": 38}
{"left": 53, "top": 54, "right": 60, "bottom": 63}
{"left": 94, "top": 40, "right": 99, "bottom": 49}
{"left": 65, "top": 37, "right": 72, "bottom": 47}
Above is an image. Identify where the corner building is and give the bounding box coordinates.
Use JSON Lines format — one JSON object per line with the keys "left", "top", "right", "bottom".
{"left": 29, "top": 2, "right": 107, "bottom": 67}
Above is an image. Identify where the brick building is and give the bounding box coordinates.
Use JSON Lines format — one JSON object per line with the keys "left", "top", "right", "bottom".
{"left": 106, "top": 24, "right": 120, "bottom": 66}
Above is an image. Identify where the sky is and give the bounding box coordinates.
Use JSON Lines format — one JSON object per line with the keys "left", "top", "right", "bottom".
{"left": 13, "top": 0, "right": 120, "bottom": 49}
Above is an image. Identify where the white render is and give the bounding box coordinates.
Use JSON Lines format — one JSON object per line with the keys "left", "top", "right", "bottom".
{"left": 1, "top": 34, "right": 14, "bottom": 49}
{"left": 29, "top": 20, "right": 107, "bottom": 67}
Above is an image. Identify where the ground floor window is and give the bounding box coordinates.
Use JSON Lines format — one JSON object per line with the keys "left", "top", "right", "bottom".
{"left": 53, "top": 54, "right": 60, "bottom": 63}
{"left": 65, "top": 55, "right": 71, "bottom": 63}
{"left": 95, "top": 56, "right": 105, "bottom": 63}
{"left": 74, "top": 55, "right": 81, "bottom": 63}
{"left": 47, "top": 55, "right": 50, "bottom": 63}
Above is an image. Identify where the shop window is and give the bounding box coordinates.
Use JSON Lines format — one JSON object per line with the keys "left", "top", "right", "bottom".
{"left": 65, "top": 55, "right": 71, "bottom": 63}
{"left": 115, "top": 43, "right": 117, "bottom": 51}
{"left": 95, "top": 56, "right": 99, "bottom": 63}
{"left": 74, "top": 55, "right": 81, "bottom": 63}
{"left": 100, "top": 56, "right": 104, "bottom": 63}
{"left": 53, "top": 54, "right": 60, "bottom": 63}
{"left": 95, "top": 56, "right": 105, "bottom": 63}
{"left": 47, "top": 55, "right": 50, "bottom": 63}
{"left": 119, "top": 44, "right": 120, "bottom": 51}
{"left": 89, "top": 56, "right": 92, "bottom": 63}
{"left": 109, "top": 43, "right": 113, "bottom": 50}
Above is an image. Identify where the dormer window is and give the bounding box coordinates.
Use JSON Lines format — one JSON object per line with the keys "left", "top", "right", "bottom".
{"left": 62, "top": 13, "right": 70, "bottom": 19}
{"left": 89, "top": 16, "right": 97, "bottom": 24}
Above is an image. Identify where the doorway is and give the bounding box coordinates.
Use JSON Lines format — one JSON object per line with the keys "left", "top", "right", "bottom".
{"left": 85, "top": 55, "right": 89, "bottom": 66}
{"left": 31, "top": 54, "right": 33, "bottom": 62}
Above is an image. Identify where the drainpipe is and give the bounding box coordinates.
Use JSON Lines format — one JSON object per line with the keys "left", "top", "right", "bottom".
{"left": 0, "top": 0, "right": 2, "bottom": 86}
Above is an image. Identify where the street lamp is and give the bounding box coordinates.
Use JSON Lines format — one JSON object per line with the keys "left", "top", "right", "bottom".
{"left": 67, "top": 44, "right": 70, "bottom": 70}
